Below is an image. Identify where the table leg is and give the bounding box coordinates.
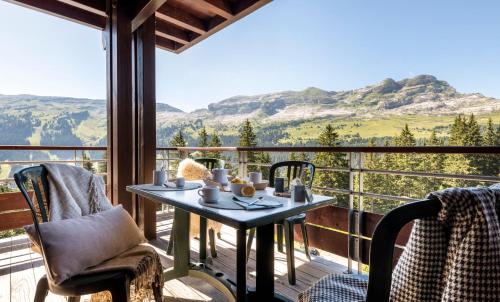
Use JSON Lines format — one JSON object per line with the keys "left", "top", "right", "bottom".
{"left": 199, "top": 216, "right": 207, "bottom": 263}
{"left": 256, "top": 223, "right": 274, "bottom": 300}
{"left": 162, "top": 208, "right": 236, "bottom": 302}
{"left": 247, "top": 224, "right": 292, "bottom": 302}
{"left": 164, "top": 208, "right": 190, "bottom": 280}
{"left": 236, "top": 229, "right": 247, "bottom": 302}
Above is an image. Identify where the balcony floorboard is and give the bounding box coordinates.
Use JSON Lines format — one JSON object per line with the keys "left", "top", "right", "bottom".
{"left": 1, "top": 211, "right": 349, "bottom": 302}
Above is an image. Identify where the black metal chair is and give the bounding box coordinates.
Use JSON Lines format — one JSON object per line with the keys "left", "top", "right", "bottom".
{"left": 14, "top": 165, "right": 162, "bottom": 302}
{"left": 365, "top": 197, "right": 441, "bottom": 301}
{"left": 300, "top": 198, "right": 442, "bottom": 301}
{"left": 247, "top": 161, "right": 316, "bottom": 285}
{"left": 167, "top": 157, "right": 223, "bottom": 258}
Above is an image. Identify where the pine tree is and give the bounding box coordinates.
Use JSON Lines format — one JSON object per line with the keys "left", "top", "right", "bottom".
{"left": 239, "top": 119, "right": 259, "bottom": 173}
{"left": 171, "top": 130, "right": 187, "bottom": 147}
{"left": 479, "top": 118, "right": 500, "bottom": 176}
{"left": 483, "top": 118, "right": 500, "bottom": 146}
{"left": 394, "top": 124, "right": 416, "bottom": 147}
{"left": 198, "top": 126, "right": 209, "bottom": 156}
{"left": 361, "top": 138, "right": 390, "bottom": 212}
{"left": 313, "top": 124, "right": 349, "bottom": 206}
{"left": 419, "top": 130, "right": 446, "bottom": 193}
{"left": 428, "top": 129, "right": 440, "bottom": 145}
{"left": 239, "top": 119, "right": 257, "bottom": 147}
{"left": 464, "top": 114, "right": 482, "bottom": 146}
{"left": 170, "top": 130, "right": 187, "bottom": 172}
{"left": 393, "top": 124, "right": 422, "bottom": 198}
{"left": 444, "top": 115, "right": 478, "bottom": 186}
{"left": 449, "top": 115, "right": 467, "bottom": 146}
{"left": 208, "top": 131, "right": 223, "bottom": 159}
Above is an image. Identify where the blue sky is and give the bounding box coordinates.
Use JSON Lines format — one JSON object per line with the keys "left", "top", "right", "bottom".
{"left": 1, "top": 0, "right": 499, "bottom": 112}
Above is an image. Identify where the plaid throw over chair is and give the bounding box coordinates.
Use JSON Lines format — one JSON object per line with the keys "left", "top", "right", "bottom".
{"left": 299, "top": 184, "right": 500, "bottom": 302}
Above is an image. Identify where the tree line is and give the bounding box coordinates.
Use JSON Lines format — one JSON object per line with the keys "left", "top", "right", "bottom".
{"left": 170, "top": 115, "right": 499, "bottom": 213}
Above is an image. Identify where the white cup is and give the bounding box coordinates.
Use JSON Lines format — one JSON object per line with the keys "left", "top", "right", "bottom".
{"left": 249, "top": 172, "right": 262, "bottom": 184}
{"left": 174, "top": 177, "right": 185, "bottom": 188}
{"left": 198, "top": 186, "right": 219, "bottom": 203}
{"left": 153, "top": 170, "right": 166, "bottom": 186}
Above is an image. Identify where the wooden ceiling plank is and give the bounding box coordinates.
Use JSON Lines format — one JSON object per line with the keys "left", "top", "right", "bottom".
{"left": 6, "top": 0, "right": 106, "bottom": 29}
{"left": 155, "top": 35, "right": 182, "bottom": 53}
{"left": 56, "top": 0, "right": 106, "bottom": 16}
{"left": 131, "top": 0, "right": 168, "bottom": 32}
{"left": 198, "top": 0, "right": 233, "bottom": 19}
{"left": 155, "top": 18, "right": 193, "bottom": 44}
{"left": 174, "top": 0, "right": 271, "bottom": 53}
{"left": 156, "top": 3, "right": 207, "bottom": 35}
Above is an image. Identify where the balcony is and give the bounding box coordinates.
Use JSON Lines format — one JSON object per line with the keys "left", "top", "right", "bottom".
{"left": 0, "top": 145, "right": 498, "bottom": 301}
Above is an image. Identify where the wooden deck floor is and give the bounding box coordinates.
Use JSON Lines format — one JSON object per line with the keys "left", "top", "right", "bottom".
{"left": 0, "top": 211, "right": 348, "bottom": 302}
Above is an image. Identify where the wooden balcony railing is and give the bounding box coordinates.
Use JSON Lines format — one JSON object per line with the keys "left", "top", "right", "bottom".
{"left": 1, "top": 145, "right": 498, "bottom": 274}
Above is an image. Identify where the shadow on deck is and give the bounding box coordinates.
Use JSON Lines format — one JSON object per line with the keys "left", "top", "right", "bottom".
{"left": 0, "top": 211, "right": 349, "bottom": 302}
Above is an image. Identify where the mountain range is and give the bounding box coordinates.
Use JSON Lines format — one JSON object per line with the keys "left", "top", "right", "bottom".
{"left": 1, "top": 75, "right": 498, "bottom": 149}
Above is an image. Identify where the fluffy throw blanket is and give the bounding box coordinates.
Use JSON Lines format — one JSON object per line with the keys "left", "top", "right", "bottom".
{"left": 176, "top": 158, "right": 211, "bottom": 180}
{"left": 41, "top": 163, "right": 164, "bottom": 301}
{"left": 391, "top": 184, "right": 500, "bottom": 301}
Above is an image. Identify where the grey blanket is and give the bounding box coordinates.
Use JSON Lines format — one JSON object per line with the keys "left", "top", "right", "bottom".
{"left": 390, "top": 184, "right": 500, "bottom": 301}
{"left": 41, "top": 164, "right": 163, "bottom": 301}
{"left": 42, "top": 163, "right": 112, "bottom": 220}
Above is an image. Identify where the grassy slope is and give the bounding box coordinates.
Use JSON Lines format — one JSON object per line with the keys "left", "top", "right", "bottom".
{"left": 278, "top": 112, "right": 500, "bottom": 144}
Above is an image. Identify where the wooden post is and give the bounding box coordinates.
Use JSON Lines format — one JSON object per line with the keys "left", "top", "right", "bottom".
{"left": 105, "top": 0, "right": 135, "bottom": 218}
{"left": 133, "top": 15, "right": 157, "bottom": 239}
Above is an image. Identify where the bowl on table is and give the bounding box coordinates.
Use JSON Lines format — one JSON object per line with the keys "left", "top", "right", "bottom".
{"left": 253, "top": 181, "right": 268, "bottom": 190}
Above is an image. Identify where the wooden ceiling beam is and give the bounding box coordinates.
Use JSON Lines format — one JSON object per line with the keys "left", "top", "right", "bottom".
{"left": 174, "top": 0, "right": 271, "bottom": 53}
{"left": 155, "top": 35, "right": 183, "bottom": 53}
{"left": 198, "top": 0, "right": 233, "bottom": 19}
{"left": 56, "top": 0, "right": 106, "bottom": 16}
{"left": 155, "top": 18, "right": 196, "bottom": 45}
{"left": 156, "top": 3, "right": 207, "bottom": 35}
{"left": 5, "top": 0, "right": 106, "bottom": 29}
{"left": 131, "top": 0, "right": 168, "bottom": 32}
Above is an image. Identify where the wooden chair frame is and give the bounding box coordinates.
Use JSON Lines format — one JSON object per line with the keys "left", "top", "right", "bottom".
{"left": 14, "top": 165, "right": 162, "bottom": 302}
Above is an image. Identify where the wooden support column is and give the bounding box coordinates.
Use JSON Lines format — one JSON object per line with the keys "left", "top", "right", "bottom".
{"left": 105, "top": 0, "right": 135, "bottom": 217}
{"left": 133, "top": 15, "right": 157, "bottom": 239}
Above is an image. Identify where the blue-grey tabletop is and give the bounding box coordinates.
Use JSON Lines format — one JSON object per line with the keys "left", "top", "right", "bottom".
{"left": 127, "top": 184, "right": 335, "bottom": 230}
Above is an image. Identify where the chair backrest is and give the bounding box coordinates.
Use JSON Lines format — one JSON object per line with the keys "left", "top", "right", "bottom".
{"left": 14, "top": 165, "right": 54, "bottom": 280}
{"left": 14, "top": 165, "right": 51, "bottom": 223}
{"left": 269, "top": 161, "right": 316, "bottom": 189}
{"left": 365, "top": 197, "right": 441, "bottom": 302}
{"left": 194, "top": 157, "right": 223, "bottom": 170}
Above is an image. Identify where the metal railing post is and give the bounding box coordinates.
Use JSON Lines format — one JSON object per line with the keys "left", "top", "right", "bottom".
{"left": 238, "top": 151, "right": 248, "bottom": 178}
{"left": 347, "top": 152, "right": 354, "bottom": 274}
{"left": 357, "top": 153, "right": 364, "bottom": 274}
{"left": 74, "top": 150, "right": 78, "bottom": 167}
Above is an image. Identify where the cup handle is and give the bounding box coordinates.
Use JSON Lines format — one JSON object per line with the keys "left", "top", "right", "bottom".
{"left": 198, "top": 189, "right": 204, "bottom": 197}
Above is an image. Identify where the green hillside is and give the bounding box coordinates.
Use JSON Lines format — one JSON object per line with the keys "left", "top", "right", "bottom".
{"left": 0, "top": 75, "right": 498, "bottom": 151}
